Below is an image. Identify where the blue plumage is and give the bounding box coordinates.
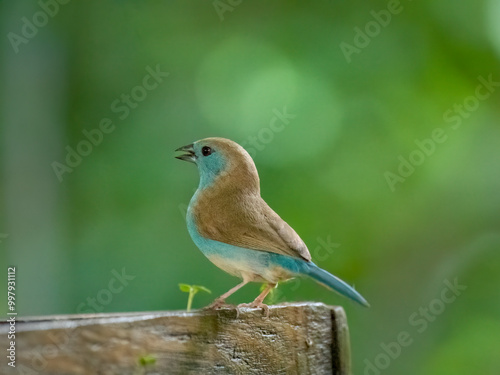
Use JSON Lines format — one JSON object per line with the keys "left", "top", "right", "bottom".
{"left": 303, "top": 262, "right": 369, "bottom": 307}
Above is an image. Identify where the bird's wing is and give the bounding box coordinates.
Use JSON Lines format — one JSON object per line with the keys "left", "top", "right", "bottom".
{"left": 195, "top": 193, "right": 312, "bottom": 261}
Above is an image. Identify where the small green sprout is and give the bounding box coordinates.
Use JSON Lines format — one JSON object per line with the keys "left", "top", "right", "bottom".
{"left": 179, "top": 283, "right": 211, "bottom": 312}
{"left": 138, "top": 354, "right": 156, "bottom": 367}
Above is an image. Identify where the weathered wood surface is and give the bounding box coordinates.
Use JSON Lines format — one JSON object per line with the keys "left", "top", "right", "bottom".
{"left": 2, "top": 302, "right": 351, "bottom": 375}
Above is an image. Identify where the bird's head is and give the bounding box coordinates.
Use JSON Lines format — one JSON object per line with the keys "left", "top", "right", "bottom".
{"left": 175, "top": 137, "right": 260, "bottom": 192}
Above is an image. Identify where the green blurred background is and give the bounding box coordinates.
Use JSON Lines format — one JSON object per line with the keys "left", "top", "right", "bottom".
{"left": 1, "top": 1, "right": 499, "bottom": 374}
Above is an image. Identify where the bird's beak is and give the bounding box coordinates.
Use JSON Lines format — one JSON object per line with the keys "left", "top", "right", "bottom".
{"left": 175, "top": 143, "right": 196, "bottom": 163}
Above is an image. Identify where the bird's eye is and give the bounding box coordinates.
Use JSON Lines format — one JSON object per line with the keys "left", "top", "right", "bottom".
{"left": 201, "top": 146, "right": 212, "bottom": 156}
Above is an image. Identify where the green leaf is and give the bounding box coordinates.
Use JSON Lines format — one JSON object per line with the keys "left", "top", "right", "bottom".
{"left": 179, "top": 283, "right": 192, "bottom": 293}
{"left": 138, "top": 354, "right": 156, "bottom": 366}
{"left": 193, "top": 285, "right": 212, "bottom": 294}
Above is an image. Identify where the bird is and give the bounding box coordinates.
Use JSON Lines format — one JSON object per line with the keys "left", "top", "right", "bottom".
{"left": 175, "top": 137, "right": 369, "bottom": 314}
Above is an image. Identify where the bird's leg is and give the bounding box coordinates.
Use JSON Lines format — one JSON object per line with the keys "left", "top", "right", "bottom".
{"left": 205, "top": 280, "right": 249, "bottom": 309}
{"left": 238, "top": 283, "right": 276, "bottom": 317}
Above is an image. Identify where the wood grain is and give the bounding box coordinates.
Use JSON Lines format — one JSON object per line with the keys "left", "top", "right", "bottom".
{"left": 2, "top": 302, "right": 351, "bottom": 375}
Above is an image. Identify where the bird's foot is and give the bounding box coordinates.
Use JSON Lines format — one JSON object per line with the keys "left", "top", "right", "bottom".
{"left": 204, "top": 298, "right": 235, "bottom": 310}
{"left": 237, "top": 302, "right": 270, "bottom": 318}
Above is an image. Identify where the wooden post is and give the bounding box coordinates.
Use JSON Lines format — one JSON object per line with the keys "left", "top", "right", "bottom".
{"left": 3, "top": 302, "right": 351, "bottom": 374}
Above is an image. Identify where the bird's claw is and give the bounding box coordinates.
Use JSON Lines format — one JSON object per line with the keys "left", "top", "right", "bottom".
{"left": 237, "top": 302, "right": 270, "bottom": 318}
{"left": 204, "top": 298, "right": 226, "bottom": 310}
{"left": 204, "top": 298, "right": 236, "bottom": 311}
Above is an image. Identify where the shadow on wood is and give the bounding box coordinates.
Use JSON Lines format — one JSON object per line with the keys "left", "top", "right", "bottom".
{"left": 2, "top": 302, "right": 351, "bottom": 374}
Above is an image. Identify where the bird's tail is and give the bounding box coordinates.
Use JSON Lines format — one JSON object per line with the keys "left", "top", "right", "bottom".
{"left": 303, "top": 262, "right": 370, "bottom": 307}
